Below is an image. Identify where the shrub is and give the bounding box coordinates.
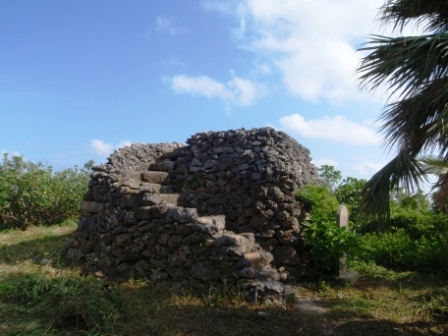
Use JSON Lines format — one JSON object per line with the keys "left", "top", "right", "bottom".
{"left": 298, "top": 183, "right": 361, "bottom": 275}
{"left": 360, "top": 190, "right": 448, "bottom": 273}
{"left": 297, "top": 183, "right": 339, "bottom": 222}
{"left": 302, "top": 219, "right": 361, "bottom": 274}
{"left": 0, "top": 154, "right": 91, "bottom": 230}
{"left": 361, "top": 225, "right": 448, "bottom": 272}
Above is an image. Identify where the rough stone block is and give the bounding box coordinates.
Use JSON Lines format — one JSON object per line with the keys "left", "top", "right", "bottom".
{"left": 166, "top": 207, "right": 198, "bottom": 223}
{"left": 149, "top": 161, "right": 175, "bottom": 171}
{"left": 275, "top": 246, "right": 299, "bottom": 266}
{"left": 141, "top": 171, "right": 169, "bottom": 184}
{"left": 81, "top": 201, "right": 104, "bottom": 213}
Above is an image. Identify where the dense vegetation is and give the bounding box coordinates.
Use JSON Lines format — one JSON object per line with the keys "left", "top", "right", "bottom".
{"left": 0, "top": 154, "right": 446, "bottom": 275}
{"left": 0, "top": 154, "right": 92, "bottom": 230}
{"left": 299, "top": 165, "right": 448, "bottom": 274}
{"left": 0, "top": 155, "right": 446, "bottom": 334}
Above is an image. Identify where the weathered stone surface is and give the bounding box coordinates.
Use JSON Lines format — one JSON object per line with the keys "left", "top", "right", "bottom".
{"left": 63, "top": 127, "right": 320, "bottom": 295}
{"left": 142, "top": 193, "right": 161, "bottom": 206}
{"left": 159, "top": 194, "right": 179, "bottom": 205}
{"left": 276, "top": 246, "right": 300, "bottom": 266}
{"left": 166, "top": 207, "right": 198, "bottom": 223}
{"left": 141, "top": 171, "right": 170, "bottom": 184}
{"left": 149, "top": 161, "right": 175, "bottom": 171}
{"left": 244, "top": 252, "right": 262, "bottom": 268}
{"left": 215, "top": 233, "right": 255, "bottom": 253}
{"left": 195, "top": 215, "right": 226, "bottom": 232}
{"left": 134, "top": 206, "right": 153, "bottom": 220}
{"left": 81, "top": 201, "right": 104, "bottom": 213}
{"left": 191, "top": 262, "right": 219, "bottom": 281}
{"left": 246, "top": 280, "right": 285, "bottom": 306}
{"left": 148, "top": 204, "right": 171, "bottom": 219}
{"left": 192, "top": 223, "right": 220, "bottom": 236}
{"left": 337, "top": 204, "right": 349, "bottom": 276}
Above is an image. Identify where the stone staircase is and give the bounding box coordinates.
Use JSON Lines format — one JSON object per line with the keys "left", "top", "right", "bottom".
{"left": 138, "top": 164, "right": 286, "bottom": 303}
{"left": 139, "top": 170, "right": 180, "bottom": 206}
{"left": 79, "top": 156, "right": 286, "bottom": 305}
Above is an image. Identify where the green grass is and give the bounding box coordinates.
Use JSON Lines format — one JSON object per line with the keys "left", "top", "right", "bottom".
{"left": 0, "top": 222, "right": 447, "bottom": 335}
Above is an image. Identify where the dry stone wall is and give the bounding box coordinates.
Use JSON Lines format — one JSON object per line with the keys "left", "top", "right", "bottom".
{"left": 64, "top": 127, "right": 318, "bottom": 302}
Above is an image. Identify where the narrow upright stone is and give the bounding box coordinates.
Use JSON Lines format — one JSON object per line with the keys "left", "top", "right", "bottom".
{"left": 336, "top": 204, "right": 348, "bottom": 276}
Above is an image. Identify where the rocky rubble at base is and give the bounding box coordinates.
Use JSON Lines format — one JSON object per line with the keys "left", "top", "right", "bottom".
{"left": 63, "top": 127, "right": 319, "bottom": 304}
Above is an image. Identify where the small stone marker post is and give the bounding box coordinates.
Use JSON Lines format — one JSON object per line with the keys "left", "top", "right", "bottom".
{"left": 336, "top": 204, "right": 349, "bottom": 276}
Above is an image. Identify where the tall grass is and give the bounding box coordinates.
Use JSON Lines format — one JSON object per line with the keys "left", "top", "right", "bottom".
{"left": 0, "top": 273, "right": 123, "bottom": 335}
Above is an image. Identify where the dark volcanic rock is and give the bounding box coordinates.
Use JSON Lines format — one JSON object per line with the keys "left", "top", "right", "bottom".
{"left": 63, "top": 127, "right": 319, "bottom": 297}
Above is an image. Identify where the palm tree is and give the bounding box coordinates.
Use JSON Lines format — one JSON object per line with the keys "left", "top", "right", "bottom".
{"left": 357, "top": 0, "right": 448, "bottom": 224}
{"left": 419, "top": 155, "right": 448, "bottom": 213}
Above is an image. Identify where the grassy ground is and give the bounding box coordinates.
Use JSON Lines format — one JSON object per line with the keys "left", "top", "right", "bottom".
{"left": 0, "top": 222, "right": 447, "bottom": 335}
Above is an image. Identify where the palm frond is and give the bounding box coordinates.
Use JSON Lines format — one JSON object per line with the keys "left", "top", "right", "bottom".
{"left": 425, "top": 106, "right": 448, "bottom": 153}
{"left": 418, "top": 154, "right": 448, "bottom": 175}
{"left": 379, "top": 78, "right": 448, "bottom": 151}
{"left": 361, "top": 152, "right": 427, "bottom": 226}
{"left": 358, "top": 34, "right": 448, "bottom": 100}
{"left": 432, "top": 170, "right": 448, "bottom": 211}
{"left": 358, "top": 1, "right": 448, "bottom": 221}
{"left": 380, "top": 0, "right": 448, "bottom": 33}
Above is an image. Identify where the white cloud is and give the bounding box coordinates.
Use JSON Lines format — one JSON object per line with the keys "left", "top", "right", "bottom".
{"left": 90, "top": 140, "right": 114, "bottom": 156}
{"left": 170, "top": 74, "right": 266, "bottom": 106}
{"left": 156, "top": 16, "right": 187, "bottom": 36}
{"left": 279, "top": 113, "right": 382, "bottom": 145}
{"left": 203, "top": 0, "right": 425, "bottom": 103}
{"left": 89, "top": 140, "right": 132, "bottom": 157}
{"left": 256, "top": 63, "right": 272, "bottom": 75}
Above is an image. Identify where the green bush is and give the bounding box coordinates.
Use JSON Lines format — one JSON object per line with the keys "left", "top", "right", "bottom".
{"left": 361, "top": 225, "right": 448, "bottom": 272}
{"left": 358, "top": 190, "right": 448, "bottom": 273}
{"left": 302, "top": 219, "right": 361, "bottom": 274}
{"left": 298, "top": 183, "right": 361, "bottom": 275}
{"left": 297, "top": 183, "right": 339, "bottom": 221}
{"left": 0, "top": 154, "right": 92, "bottom": 230}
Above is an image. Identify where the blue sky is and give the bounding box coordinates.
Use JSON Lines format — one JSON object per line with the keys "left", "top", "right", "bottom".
{"left": 1, "top": 0, "right": 406, "bottom": 179}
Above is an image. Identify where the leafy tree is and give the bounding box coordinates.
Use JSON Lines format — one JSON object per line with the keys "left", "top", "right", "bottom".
{"left": 318, "top": 165, "right": 342, "bottom": 193}
{"left": 297, "top": 184, "right": 339, "bottom": 222}
{"left": 0, "top": 154, "right": 92, "bottom": 229}
{"left": 357, "top": 0, "right": 448, "bottom": 224}
{"left": 335, "top": 177, "right": 367, "bottom": 226}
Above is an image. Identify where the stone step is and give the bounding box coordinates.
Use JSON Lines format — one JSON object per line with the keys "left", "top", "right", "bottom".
{"left": 244, "top": 252, "right": 263, "bottom": 268}
{"left": 195, "top": 215, "right": 226, "bottom": 228}
{"left": 141, "top": 171, "right": 169, "bottom": 184}
{"left": 159, "top": 147, "right": 188, "bottom": 159}
{"left": 120, "top": 182, "right": 162, "bottom": 194}
{"left": 141, "top": 183, "right": 162, "bottom": 193}
{"left": 81, "top": 201, "right": 105, "bottom": 214}
{"left": 148, "top": 161, "right": 175, "bottom": 171}
{"left": 160, "top": 193, "right": 180, "bottom": 205}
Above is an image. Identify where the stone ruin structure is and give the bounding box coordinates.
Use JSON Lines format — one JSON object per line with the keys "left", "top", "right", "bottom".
{"left": 64, "top": 127, "right": 319, "bottom": 303}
